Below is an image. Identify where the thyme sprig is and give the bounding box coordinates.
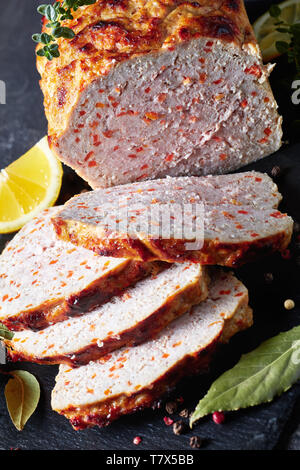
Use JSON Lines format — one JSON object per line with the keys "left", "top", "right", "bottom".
{"left": 32, "top": 1, "right": 96, "bottom": 60}
{"left": 269, "top": 4, "right": 300, "bottom": 76}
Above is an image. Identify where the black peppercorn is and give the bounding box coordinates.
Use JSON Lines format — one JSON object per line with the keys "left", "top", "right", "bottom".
{"left": 173, "top": 420, "right": 187, "bottom": 435}
{"left": 165, "top": 401, "right": 178, "bottom": 414}
{"left": 190, "top": 436, "right": 202, "bottom": 448}
{"left": 270, "top": 165, "right": 282, "bottom": 179}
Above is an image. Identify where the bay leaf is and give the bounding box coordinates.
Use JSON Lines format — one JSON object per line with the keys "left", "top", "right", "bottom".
{"left": 0, "top": 323, "right": 14, "bottom": 340}
{"left": 190, "top": 325, "right": 300, "bottom": 426}
{"left": 5, "top": 370, "right": 40, "bottom": 431}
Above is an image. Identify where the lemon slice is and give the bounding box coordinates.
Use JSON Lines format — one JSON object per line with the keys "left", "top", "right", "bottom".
{"left": 0, "top": 136, "right": 63, "bottom": 234}
{"left": 253, "top": 0, "right": 300, "bottom": 62}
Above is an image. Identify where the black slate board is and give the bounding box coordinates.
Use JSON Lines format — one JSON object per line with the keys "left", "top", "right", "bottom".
{"left": 0, "top": 0, "right": 299, "bottom": 451}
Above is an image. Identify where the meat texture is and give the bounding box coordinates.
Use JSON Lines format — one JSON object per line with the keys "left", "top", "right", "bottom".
{"left": 51, "top": 269, "right": 252, "bottom": 429}
{"left": 37, "top": 0, "right": 282, "bottom": 188}
{"left": 51, "top": 172, "right": 293, "bottom": 266}
{"left": 0, "top": 207, "right": 159, "bottom": 331}
{"left": 6, "top": 263, "right": 209, "bottom": 365}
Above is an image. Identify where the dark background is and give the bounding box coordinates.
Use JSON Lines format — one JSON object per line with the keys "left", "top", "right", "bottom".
{"left": 0, "top": 0, "right": 299, "bottom": 451}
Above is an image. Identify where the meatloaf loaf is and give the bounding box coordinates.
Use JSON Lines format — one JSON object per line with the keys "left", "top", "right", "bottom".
{"left": 0, "top": 207, "right": 159, "bottom": 331}
{"left": 52, "top": 172, "right": 293, "bottom": 266}
{"left": 51, "top": 269, "right": 252, "bottom": 429}
{"left": 6, "top": 262, "right": 209, "bottom": 366}
{"left": 38, "top": 0, "right": 282, "bottom": 189}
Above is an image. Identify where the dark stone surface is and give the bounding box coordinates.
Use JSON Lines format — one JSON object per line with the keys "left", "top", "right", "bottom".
{"left": 0, "top": 0, "right": 299, "bottom": 451}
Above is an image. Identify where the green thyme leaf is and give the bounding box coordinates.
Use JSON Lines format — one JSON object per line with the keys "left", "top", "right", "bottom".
{"left": 0, "top": 323, "right": 14, "bottom": 341}
{"left": 190, "top": 326, "right": 300, "bottom": 427}
{"left": 34, "top": 1, "right": 97, "bottom": 60}
{"left": 5, "top": 370, "right": 40, "bottom": 431}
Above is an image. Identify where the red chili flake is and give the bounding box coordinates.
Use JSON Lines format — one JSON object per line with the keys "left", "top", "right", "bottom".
{"left": 84, "top": 151, "right": 94, "bottom": 162}
{"left": 251, "top": 233, "right": 259, "bottom": 237}
{"left": 135, "top": 146, "right": 143, "bottom": 153}
{"left": 235, "top": 224, "right": 243, "bottom": 229}
{"left": 212, "top": 411, "right": 225, "bottom": 424}
{"left": 251, "top": 91, "right": 257, "bottom": 97}
{"left": 158, "top": 93, "right": 167, "bottom": 103}
{"left": 144, "top": 87, "right": 151, "bottom": 93}
{"left": 162, "top": 353, "right": 169, "bottom": 358}
{"left": 199, "top": 57, "right": 205, "bottom": 64}
{"left": 102, "top": 130, "right": 114, "bottom": 138}
{"left": 264, "top": 97, "right": 270, "bottom": 103}
{"left": 264, "top": 127, "right": 272, "bottom": 136}
{"left": 219, "top": 290, "right": 231, "bottom": 295}
{"left": 244, "top": 65, "right": 262, "bottom": 78}
{"left": 128, "top": 154, "right": 137, "bottom": 159}
{"left": 133, "top": 436, "right": 142, "bottom": 445}
{"left": 270, "top": 211, "right": 286, "bottom": 219}
{"left": 96, "top": 102, "right": 105, "bottom": 108}
{"left": 98, "top": 89, "right": 104, "bottom": 93}
{"left": 2, "top": 295, "right": 8, "bottom": 301}
{"left": 140, "top": 164, "right": 149, "bottom": 170}
{"left": 49, "top": 260, "right": 58, "bottom": 265}
{"left": 206, "top": 40, "right": 213, "bottom": 47}
{"left": 259, "top": 137, "right": 269, "bottom": 144}
{"left": 145, "top": 112, "right": 159, "bottom": 121}
{"left": 113, "top": 145, "right": 119, "bottom": 151}
{"left": 240, "top": 99, "right": 248, "bottom": 108}
{"left": 199, "top": 73, "right": 207, "bottom": 83}
{"left": 238, "top": 210, "right": 248, "bottom": 214}
{"left": 234, "top": 292, "right": 244, "bottom": 297}
{"left": 213, "top": 78, "right": 223, "bottom": 85}
{"left": 164, "top": 417, "right": 174, "bottom": 426}
{"left": 219, "top": 153, "right": 227, "bottom": 161}
{"left": 88, "top": 160, "right": 97, "bottom": 167}
{"left": 75, "top": 137, "right": 80, "bottom": 143}
{"left": 165, "top": 153, "right": 174, "bottom": 162}
{"left": 79, "top": 111, "right": 86, "bottom": 117}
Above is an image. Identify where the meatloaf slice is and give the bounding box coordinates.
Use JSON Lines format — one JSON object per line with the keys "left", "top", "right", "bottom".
{"left": 52, "top": 172, "right": 293, "bottom": 266}
{"left": 0, "top": 207, "right": 158, "bottom": 331}
{"left": 51, "top": 270, "right": 252, "bottom": 429}
{"left": 6, "top": 262, "right": 209, "bottom": 366}
{"left": 38, "top": 0, "right": 282, "bottom": 189}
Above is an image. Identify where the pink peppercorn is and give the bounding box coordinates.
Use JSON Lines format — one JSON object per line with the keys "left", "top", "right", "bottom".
{"left": 163, "top": 416, "right": 174, "bottom": 426}
{"left": 212, "top": 411, "right": 225, "bottom": 424}
{"left": 133, "top": 436, "right": 142, "bottom": 445}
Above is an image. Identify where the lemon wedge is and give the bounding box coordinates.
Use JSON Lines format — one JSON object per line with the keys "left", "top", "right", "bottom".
{"left": 0, "top": 136, "right": 63, "bottom": 234}
{"left": 253, "top": 0, "right": 300, "bottom": 62}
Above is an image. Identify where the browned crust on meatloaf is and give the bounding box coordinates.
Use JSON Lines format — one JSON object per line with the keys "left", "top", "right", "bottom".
{"left": 37, "top": 0, "right": 258, "bottom": 142}
{"left": 52, "top": 216, "right": 292, "bottom": 267}
{"left": 3, "top": 260, "right": 161, "bottom": 331}
{"left": 6, "top": 268, "right": 209, "bottom": 366}
{"left": 56, "top": 304, "right": 252, "bottom": 429}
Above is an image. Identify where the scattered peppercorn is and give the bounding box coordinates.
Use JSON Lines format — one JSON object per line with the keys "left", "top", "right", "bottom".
{"left": 264, "top": 272, "right": 274, "bottom": 284}
{"left": 163, "top": 416, "right": 174, "bottom": 426}
{"left": 179, "top": 408, "right": 190, "bottom": 418}
{"left": 190, "top": 436, "right": 202, "bottom": 449}
{"left": 284, "top": 299, "right": 295, "bottom": 310}
{"left": 212, "top": 411, "right": 225, "bottom": 424}
{"left": 165, "top": 401, "right": 178, "bottom": 414}
{"left": 270, "top": 165, "right": 282, "bottom": 179}
{"left": 173, "top": 420, "right": 187, "bottom": 435}
{"left": 133, "top": 436, "right": 142, "bottom": 445}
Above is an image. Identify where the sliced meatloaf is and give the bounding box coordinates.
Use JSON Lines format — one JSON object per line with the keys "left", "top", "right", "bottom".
{"left": 52, "top": 172, "right": 293, "bottom": 266}
{"left": 6, "top": 263, "right": 209, "bottom": 366}
{"left": 0, "top": 207, "right": 159, "bottom": 331}
{"left": 38, "top": 0, "right": 282, "bottom": 189}
{"left": 51, "top": 270, "right": 252, "bottom": 429}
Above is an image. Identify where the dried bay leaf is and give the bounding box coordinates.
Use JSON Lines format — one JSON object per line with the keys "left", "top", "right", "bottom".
{"left": 5, "top": 370, "right": 40, "bottom": 431}
{"left": 190, "top": 325, "right": 300, "bottom": 426}
{"left": 0, "top": 323, "right": 14, "bottom": 340}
